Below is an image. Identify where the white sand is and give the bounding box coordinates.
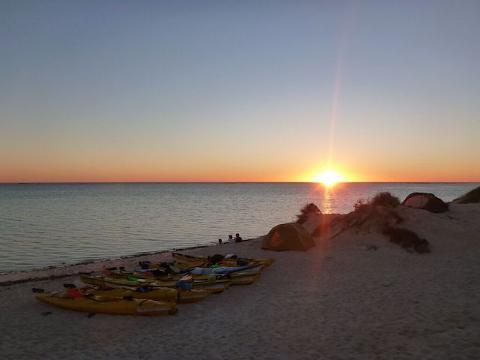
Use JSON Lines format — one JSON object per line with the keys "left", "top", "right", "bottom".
{"left": 0, "top": 204, "right": 479, "bottom": 359}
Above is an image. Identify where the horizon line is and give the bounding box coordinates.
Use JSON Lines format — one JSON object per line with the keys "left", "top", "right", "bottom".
{"left": 1, "top": 181, "right": 479, "bottom": 185}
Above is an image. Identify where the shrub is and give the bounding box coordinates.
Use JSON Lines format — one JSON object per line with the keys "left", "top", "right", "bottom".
{"left": 452, "top": 186, "right": 480, "bottom": 204}
{"left": 353, "top": 199, "right": 368, "bottom": 212}
{"left": 370, "top": 192, "right": 400, "bottom": 208}
{"left": 383, "top": 226, "right": 430, "bottom": 254}
{"left": 296, "top": 203, "right": 321, "bottom": 224}
{"left": 352, "top": 193, "right": 400, "bottom": 214}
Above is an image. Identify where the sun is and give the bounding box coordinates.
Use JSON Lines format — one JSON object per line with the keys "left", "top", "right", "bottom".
{"left": 314, "top": 170, "right": 343, "bottom": 187}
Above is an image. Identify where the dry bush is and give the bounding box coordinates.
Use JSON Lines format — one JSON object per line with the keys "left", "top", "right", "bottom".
{"left": 453, "top": 186, "right": 480, "bottom": 204}
{"left": 328, "top": 192, "right": 431, "bottom": 254}
{"left": 296, "top": 203, "right": 321, "bottom": 224}
{"left": 353, "top": 192, "right": 400, "bottom": 214}
{"left": 331, "top": 192, "right": 403, "bottom": 238}
{"left": 370, "top": 192, "right": 400, "bottom": 208}
{"left": 382, "top": 226, "right": 430, "bottom": 254}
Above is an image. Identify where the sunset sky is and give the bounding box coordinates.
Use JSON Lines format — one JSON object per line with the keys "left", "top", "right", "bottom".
{"left": 1, "top": 0, "right": 479, "bottom": 183}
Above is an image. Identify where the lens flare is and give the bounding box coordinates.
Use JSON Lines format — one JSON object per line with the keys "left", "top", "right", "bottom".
{"left": 314, "top": 170, "right": 343, "bottom": 187}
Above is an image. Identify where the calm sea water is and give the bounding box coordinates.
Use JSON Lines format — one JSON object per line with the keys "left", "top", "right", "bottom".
{"left": 0, "top": 182, "right": 477, "bottom": 272}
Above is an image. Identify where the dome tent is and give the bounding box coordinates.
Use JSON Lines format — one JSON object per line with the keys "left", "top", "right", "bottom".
{"left": 402, "top": 192, "right": 448, "bottom": 213}
{"left": 262, "top": 223, "right": 315, "bottom": 251}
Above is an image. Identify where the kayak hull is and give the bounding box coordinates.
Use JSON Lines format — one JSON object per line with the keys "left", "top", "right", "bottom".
{"left": 90, "top": 287, "right": 209, "bottom": 303}
{"left": 80, "top": 274, "right": 220, "bottom": 297}
{"left": 85, "top": 287, "right": 178, "bottom": 302}
{"left": 231, "top": 274, "right": 260, "bottom": 286}
{"left": 172, "top": 252, "right": 275, "bottom": 268}
{"left": 36, "top": 293, "right": 177, "bottom": 316}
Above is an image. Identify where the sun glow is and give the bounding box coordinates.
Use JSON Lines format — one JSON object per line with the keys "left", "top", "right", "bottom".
{"left": 314, "top": 170, "right": 343, "bottom": 187}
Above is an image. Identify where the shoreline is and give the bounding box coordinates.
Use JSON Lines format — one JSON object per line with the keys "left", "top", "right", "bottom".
{"left": 0, "top": 238, "right": 260, "bottom": 286}
{"left": 0, "top": 199, "right": 475, "bottom": 286}
{"left": 2, "top": 183, "right": 477, "bottom": 282}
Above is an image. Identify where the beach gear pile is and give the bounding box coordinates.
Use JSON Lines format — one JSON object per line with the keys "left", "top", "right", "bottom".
{"left": 33, "top": 252, "right": 274, "bottom": 316}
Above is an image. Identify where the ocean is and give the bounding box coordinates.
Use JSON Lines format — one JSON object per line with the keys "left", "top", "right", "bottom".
{"left": 0, "top": 182, "right": 477, "bottom": 273}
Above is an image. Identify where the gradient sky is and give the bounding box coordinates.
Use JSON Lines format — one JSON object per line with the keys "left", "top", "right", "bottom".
{"left": 1, "top": 0, "right": 479, "bottom": 182}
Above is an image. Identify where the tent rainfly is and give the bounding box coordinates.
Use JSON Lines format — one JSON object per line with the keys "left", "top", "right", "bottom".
{"left": 402, "top": 192, "right": 448, "bottom": 213}
{"left": 262, "top": 223, "right": 315, "bottom": 251}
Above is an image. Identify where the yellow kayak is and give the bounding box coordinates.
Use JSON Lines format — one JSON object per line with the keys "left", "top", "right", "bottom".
{"left": 177, "top": 289, "right": 210, "bottom": 303}
{"left": 84, "top": 286, "right": 209, "bottom": 304}
{"left": 172, "top": 252, "right": 275, "bottom": 268}
{"left": 35, "top": 292, "right": 177, "bottom": 316}
{"left": 80, "top": 274, "right": 177, "bottom": 289}
{"left": 84, "top": 287, "right": 177, "bottom": 301}
{"left": 171, "top": 253, "right": 207, "bottom": 267}
{"left": 230, "top": 274, "right": 260, "bottom": 286}
{"left": 81, "top": 273, "right": 227, "bottom": 296}
{"left": 108, "top": 269, "right": 237, "bottom": 283}
{"left": 194, "top": 282, "right": 229, "bottom": 294}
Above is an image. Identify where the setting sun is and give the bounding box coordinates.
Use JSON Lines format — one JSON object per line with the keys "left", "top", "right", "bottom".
{"left": 314, "top": 170, "right": 344, "bottom": 187}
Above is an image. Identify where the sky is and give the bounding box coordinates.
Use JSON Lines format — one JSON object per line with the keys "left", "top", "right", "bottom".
{"left": 1, "top": 0, "right": 479, "bottom": 182}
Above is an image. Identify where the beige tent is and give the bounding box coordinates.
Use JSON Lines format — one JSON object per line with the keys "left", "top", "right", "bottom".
{"left": 262, "top": 223, "right": 315, "bottom": 251}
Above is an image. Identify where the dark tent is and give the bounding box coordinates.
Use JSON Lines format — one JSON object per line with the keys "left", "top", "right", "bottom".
{"left": 262, "top": 223, "right": 315, "bottom": 251}
{"left": 402, "top": 192, "right": 448, "bottom": 213}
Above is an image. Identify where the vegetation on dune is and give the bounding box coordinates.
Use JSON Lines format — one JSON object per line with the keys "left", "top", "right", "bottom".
{"left": 338, "top": 192, "right": 403, "bottom": 233}
{"left": 382, "top": 226, "right": 430, "bottom": 254}
{"left": 296, "top": 203, "right": 321, "bottom": 224}
{"left": 329, "top": 192, "right": 429, "bottom": 254}
{"left": 354, "top": 192, "right": 401, "bottom": 211}
{"left": 293, "top": 192, "right": 431, "bottom": 254}
{"left": 452, "top": 186, "right": 480, "bottom": 204}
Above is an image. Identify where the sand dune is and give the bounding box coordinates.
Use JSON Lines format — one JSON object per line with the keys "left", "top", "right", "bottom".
{"left": 0, "top": 204, "right": 479, "bottom": 359}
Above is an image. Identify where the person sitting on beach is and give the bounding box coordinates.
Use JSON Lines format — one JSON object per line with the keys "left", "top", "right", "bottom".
{"left": 234, "top": 233, "right": 243, "bottom": 242}
{"left": 218, "top": 238, "right": 223, "bottom": 245}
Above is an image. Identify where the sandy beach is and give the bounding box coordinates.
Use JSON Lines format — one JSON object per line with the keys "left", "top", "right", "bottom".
{"left": 3, "top": 0, "right": 479, "bottom": 358}
{"left": 1, "top": 203, "right": 479, "bottom": 359}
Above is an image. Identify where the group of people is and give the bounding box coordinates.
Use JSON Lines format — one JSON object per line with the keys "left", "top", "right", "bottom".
{"left": 218, "top": 233, "right": 243, "bottom": 245}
